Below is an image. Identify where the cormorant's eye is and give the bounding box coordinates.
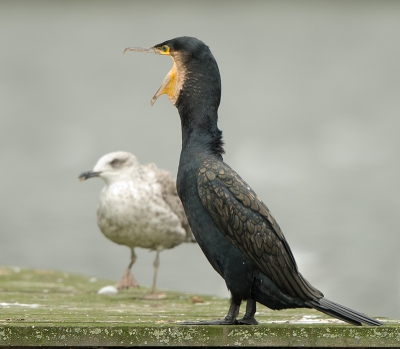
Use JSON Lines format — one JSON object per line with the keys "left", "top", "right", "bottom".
{"left": 161, "top": 45, "right": 169, "bottom": 52}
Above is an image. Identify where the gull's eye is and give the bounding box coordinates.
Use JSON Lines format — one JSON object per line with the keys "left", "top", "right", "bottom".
{"left": 110, "top": 159, "right": 124, "bottom": 168}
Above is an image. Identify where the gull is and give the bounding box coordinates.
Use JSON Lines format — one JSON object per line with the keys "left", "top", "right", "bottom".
{"left": 79, "top": 151, "right": 194, "bottom": 298}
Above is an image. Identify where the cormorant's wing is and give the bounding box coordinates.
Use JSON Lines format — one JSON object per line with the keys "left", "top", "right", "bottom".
{"left": 197, "top": 157, "right": 322, "bottom": 300}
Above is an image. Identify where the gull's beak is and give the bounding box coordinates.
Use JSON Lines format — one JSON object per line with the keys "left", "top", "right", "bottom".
{"left": 78, "top": 171, "right": 101, "bottom": 181}
{"left": 124, "top": 46, "right": 176, "bottom": 106}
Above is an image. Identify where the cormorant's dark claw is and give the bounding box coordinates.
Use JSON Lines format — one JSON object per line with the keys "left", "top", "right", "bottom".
{"left": 180, "top": 303, "right": 241, "bottom": 325}
{"left": 237, "top": 299, "right": 258, "bottom": 325}
{"left": 179, "top": 319, "right": 239, "bottom": 326}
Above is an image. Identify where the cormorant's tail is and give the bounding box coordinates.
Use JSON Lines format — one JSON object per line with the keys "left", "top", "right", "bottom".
{"left": 306, "top": 298, "right": 382, "bottom": 326}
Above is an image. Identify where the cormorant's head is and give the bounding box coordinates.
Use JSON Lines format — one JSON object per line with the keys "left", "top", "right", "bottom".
{"left": 124, "top": 36, "right": 221, "bottom": 109}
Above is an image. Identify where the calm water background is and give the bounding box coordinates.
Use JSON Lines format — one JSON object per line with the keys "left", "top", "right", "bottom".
{"left": 1, "top": 1, "right": 399, "bottom": 319}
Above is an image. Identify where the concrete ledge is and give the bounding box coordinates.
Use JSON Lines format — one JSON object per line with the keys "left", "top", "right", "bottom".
{"left": 1, "top": 323, "right": 399, "bottom": 347}
{"left": 0, "top": 266, "right": 396, "bottom": 347}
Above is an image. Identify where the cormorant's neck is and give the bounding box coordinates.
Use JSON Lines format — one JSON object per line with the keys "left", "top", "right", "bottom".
{"left": 177, "top": 95, "right": 224, "bottom": 159}
{"left": 174, "top": 55, "right": 224, "bottom": 159}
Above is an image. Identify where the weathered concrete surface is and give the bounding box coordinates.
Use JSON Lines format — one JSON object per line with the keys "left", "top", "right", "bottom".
{"left": 0, "top": 266, "right": 397, "bottom": 347}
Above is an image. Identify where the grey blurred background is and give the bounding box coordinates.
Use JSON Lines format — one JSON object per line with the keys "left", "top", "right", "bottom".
{"left": 1, "top": 0, "right": 399, "bottom": 319}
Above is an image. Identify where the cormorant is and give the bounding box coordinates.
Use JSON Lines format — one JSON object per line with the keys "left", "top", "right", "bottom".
{"left": 79, "top": 151, "right": 195, "bottom": 298}
{"left": 124, "top": 37, "right": 382, "bottom": 325}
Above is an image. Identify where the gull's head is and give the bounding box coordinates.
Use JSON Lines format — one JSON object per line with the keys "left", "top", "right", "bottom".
{"left": 78, "top": 151, "right": 138, "bottom": 185}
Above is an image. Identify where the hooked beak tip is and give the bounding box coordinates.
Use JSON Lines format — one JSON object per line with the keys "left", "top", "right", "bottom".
{"left": 78, "top": 175, "right": 87, "bottom": 182}
{"left": 78, "top": 171, "right": 101, "bottom": 181}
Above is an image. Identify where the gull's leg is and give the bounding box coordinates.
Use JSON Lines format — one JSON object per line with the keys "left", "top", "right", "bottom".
{"left": 117, "top": 248, "right": 139, "bottom": 290}
{"left": 145, "top": 250, "right": 165, "bottom": 299}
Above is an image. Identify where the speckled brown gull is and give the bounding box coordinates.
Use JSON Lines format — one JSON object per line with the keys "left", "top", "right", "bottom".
{"left": 79, "top": 151, "right": 194, "bottom": 298}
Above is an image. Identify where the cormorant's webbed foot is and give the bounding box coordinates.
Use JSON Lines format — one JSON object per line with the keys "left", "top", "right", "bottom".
{"left": 179, "top": 318, "right": 238, "bottom": 325}
{"left": 237, "top": 299, "right": 258, "bottom": 325}
{"left": 179, "top": 303, "right": 240, "bottom": 325}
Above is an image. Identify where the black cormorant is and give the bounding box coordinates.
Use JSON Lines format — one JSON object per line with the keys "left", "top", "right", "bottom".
{"left": 124, "top": 37, "right": 382, "bottom": 326}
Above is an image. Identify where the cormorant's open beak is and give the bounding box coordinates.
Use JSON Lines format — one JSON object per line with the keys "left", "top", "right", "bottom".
{"left": 78, "top": 171, "right": 101, "bottom": 181}
{"left": 124, "top": 46, "right": 176, "bottom": 106}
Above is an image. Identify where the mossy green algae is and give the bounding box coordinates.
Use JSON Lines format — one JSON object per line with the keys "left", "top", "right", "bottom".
{"left": 0, "top": 266, "right": 396, "bottom": 347}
